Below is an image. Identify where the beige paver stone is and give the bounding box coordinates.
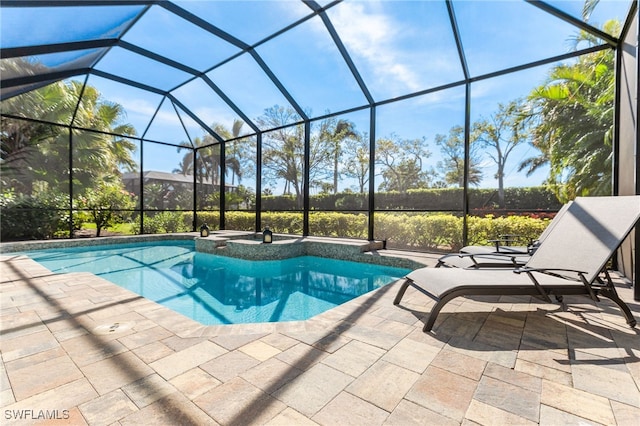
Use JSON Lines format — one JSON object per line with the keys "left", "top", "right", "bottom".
{"left": 3, "top": 379, "right": 97, "bottom": 425}
{"left": 341, "top": 324, "right": 403, "bottom": 350}
{"left": 465, "top": 399, "right": 537, "bottom": 426}
{"left": 150, "top": 340, "right": 226, "bottom": 379}
{"left": 483, "top": 362, "right": 542, "bottom": 393}
{"left": 539, "top": 404, "right": 604, "bottom": 426}
{"left": 81, "top": 351, "right": 153, "bottom": 395}
{"left": 33, "top": 407, "right": 88, "bottom": 426}
{"left": 121, "top": 391, "right": 215, "bottom": 426}
{"left": 78, "top": 389, "right": 138, "bottom": 425}
{"left": 276, "top": 342, "right": 328, "bottom": 371}
{"left": 161, "top": 335, "right": 210, "bottom": 352}
{"left": 265, "top": 407, "right": 318, "bottom": 425}
{"left": 239, "top": 340, "right": 282, "bottom": 361}
{"left": 375, "top": 317, "right": 415, "bottom": 337}
{"left": 322, "top": 340, "right": 385, "bottom": 377}
{"left": 170, "top": 368, "right": 221, "bottom": 400}
{"left": 611, "top": 400, "right": 640, "bottom": 426}
{"left": 281, "top": 329, "right": 332, "bottom": 346}
{"left": 311, "top": 332, "right": 351, "bottom": 353}
{"left": 241, "top": 357, "right": 303, "bottom": 394}
{"left": 0, "top": 329, "right": 60, "bottom": 362}
{"left": 346, "top": 360, "right": 420, "bottom": 412}
{"left": 541, "top": 380, "right": 616, "bottom": 425}
{"left": 381, "top": 336, "right": 440, "bottom": 373}
{"left": 4, "top": 346, "right": 66, "bottom": 372}
{"left": 211, "top": 333, "right": 268, "bottom": 351}
{"left": 474, "top": 376, "right": 540, "bottom": 422}
{"left": 405, "top": 366, "right": 478, "bottom": 422}
{"left": 121, "top": 373, "right": 177, "bottom": 408}
{"left": 384, "top": 399, "right": 458, "bottom": 426}
{"left": 427, "top": 311, "right": 486, "bottom": 341}
{"left": 117, "top": 325, "right": 174, "bottom": 350}
{"left": 446, "top": 337, "right": 519, "bottom": 368}
{"left": 430, "top": 348, "right": 487, "bottom": 381}
{"left": 273, "top": 363, "right": 353, "bottom": 417}
{"left": 131, "top": 340, "right": 175, "bottom": 364}
{"left": 571, "top": 359, "right": 640, "bottom": 407}
{"left": 404, "top": 328, "right": 447, "bottom": 349}
{"left": 60, "top": 334, "right": 129, "bottom": 367}
{"left": 313, "top": 391, "right": 389, "bottom": 425}
{"left": 200, "top": 349, "right": 261, "bottom": 382}
{"left": 0, "top": 389, "right": 16, "bottom": 407}
{"left": 194, "top": 376, "right": 285, "bottom": 425}
{"left": 0, "top": 309, "right": 48, "bottom": 339}
{"left": 7, "top": 355, "right": 83, "bottom": 400}
{"left": 259, "top": 333, "right": 300, "bottom": 351}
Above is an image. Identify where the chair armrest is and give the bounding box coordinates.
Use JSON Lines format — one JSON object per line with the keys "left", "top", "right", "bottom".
{"left": 488, "top": 234, "right": 533, "bottom": 250}
{"left": 456, "top": 252, "right": 522, "bottom": 266}
{"left": 514, "top": 267, "right": 588, "bottom": 275}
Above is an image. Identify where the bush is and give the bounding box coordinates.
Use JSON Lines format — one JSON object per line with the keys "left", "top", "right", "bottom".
{"left": 142, "top": 211, "right": 191, "bottom": 234}
{"left": 309, "top": 212, "right": 368, "bottom": 238}
{"left": 0, "top": 188, "right": 72, "bottom": 240}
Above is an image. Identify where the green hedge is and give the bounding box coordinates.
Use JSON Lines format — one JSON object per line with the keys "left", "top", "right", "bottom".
{"left": 262, "top": 186, "right": 562, "bottom": 212}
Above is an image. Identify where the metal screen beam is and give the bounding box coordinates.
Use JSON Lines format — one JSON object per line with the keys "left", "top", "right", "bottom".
{"left": 527, "top": 0, "right": 619, "bottom": 47}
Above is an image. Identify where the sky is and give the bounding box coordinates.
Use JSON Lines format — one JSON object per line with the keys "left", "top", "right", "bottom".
{"left": 1, "top": 0, "right": 633, "bottom": 193}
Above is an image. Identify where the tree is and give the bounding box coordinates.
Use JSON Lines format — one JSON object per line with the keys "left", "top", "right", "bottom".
{"left": 212, "top": 119, "right": 248, "bottom": 187}
{"left": 435, "top": 125, "right": 483, "bottom": 187}
{"left": 257, "top": 105, "right": 334, "bottom": 207}
{"left": 473, "top": 99, "right": 529, "bottom": 207}
{"left": 342, "top": 132, "right": 370, "bottom": 194}
{"left": 76, "top": 181, "right": 136, "bottom": 237}
{"left": 318, "top": 118, "right": 357, "bottom": 193}
{"left": 519, "top": 20, "right": 618, "bottom": 201}
{"left": 1, "top": 76, "right": 137, "bottom": 196}
{"left": 376, "top": 134, "right": 435, "bottom": 192}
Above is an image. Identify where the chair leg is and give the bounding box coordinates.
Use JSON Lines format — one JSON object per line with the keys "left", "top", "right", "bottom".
{"left": 599, "top": 288, "right": 637, "bottom": 327}
{"left": 393, "top": 279, "right": 411, "bottom": 305}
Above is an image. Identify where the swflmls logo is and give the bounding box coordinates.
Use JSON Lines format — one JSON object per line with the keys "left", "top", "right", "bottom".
{"left": 4, "top": 409, "right": 70, "bottom": 420}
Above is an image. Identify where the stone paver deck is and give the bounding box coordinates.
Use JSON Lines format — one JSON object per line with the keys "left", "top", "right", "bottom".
{"left": 1, "top": 252, "right": 639, "bottom": 425}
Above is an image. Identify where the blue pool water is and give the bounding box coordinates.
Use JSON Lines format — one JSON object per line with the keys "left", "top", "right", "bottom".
{"left": 23, "top": 240, "right": 410, "bottom": 325}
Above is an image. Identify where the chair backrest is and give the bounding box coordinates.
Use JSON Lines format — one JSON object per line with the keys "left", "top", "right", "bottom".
{"left": 528, "top": 201, "right": 572, "bottom": 253}
{"left": 535, "top": 201, "right": 572, "bottom": 243}
{"left": 525, "top": 196, "right": 640, "bottom": 283}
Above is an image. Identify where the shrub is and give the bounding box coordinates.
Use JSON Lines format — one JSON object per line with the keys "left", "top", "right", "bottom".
{"left": 142, "top": 211, "right": 191, "bottom": 234}
{"left": 0, "top": 188, "right": 71, "bottom": 240}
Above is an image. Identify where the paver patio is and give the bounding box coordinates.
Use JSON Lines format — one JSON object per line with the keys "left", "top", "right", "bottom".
{"left": 1, "top": 252, "right": 639, "bottom": 425}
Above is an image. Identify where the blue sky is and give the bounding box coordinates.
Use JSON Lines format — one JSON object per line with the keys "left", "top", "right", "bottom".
{"left": 2, "top": 0, "right": 633, "bottom": 192}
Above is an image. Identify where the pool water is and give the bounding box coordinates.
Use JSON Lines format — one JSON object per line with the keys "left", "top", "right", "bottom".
{"left": 23, "top": 241, "right": 410, "bottom": 325}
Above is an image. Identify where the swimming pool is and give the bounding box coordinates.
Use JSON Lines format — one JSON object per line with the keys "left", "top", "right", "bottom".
{"left": 23, "top": 240, "right": 410, "bottom": 325}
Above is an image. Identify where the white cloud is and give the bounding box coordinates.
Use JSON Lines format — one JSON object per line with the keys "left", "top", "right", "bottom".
{"left": 327, "top": 2, "right": 424, "bottom": 93}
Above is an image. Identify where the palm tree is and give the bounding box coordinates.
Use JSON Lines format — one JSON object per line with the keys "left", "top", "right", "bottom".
{"left": 1, "top": 77, "right": 137, "bottom": 196}
{"left": 520, "top": 20, "right": 618, "bottom": 201}
{"left": 319, "top": 118, "right": 357, "bottom": 193}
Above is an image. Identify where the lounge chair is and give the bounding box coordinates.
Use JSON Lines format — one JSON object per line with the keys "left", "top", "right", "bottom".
{"left": 393, "top": 196, "right": 640, "bottom": 332}
{"left": 436, "top": 202, "right": 573, "bottom": 269}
